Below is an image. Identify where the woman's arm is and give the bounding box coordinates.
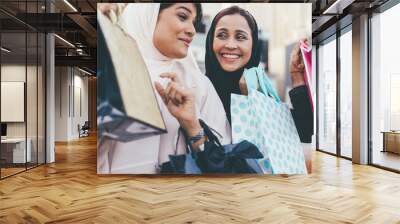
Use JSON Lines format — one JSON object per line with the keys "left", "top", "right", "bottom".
{"left": 154, "top": 73, "right": 207, "bottom": 151}
{"left": 289, "top": 85, "right": 313, "bottom": 174}
{"left": 289, "top": 86, "right": 313, "bottom": 143}
{"left": 289, "top": 40, "right": 313, "bottom": 143}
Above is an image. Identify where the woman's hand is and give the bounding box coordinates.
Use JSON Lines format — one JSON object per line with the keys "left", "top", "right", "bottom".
{"left": 98, "top": 3, "right": 117, "bottom": 14}
{"left": 289, "top": 39, "right": 307, "bottom": 88}
{"left": 98, "top": 3, "right": 127, "bottom": 22}
{"left": 154, "top": 73, "right": 202, "bottom": 138}
{"left": 239, "top": 74, "right": 249, "bottom": 95}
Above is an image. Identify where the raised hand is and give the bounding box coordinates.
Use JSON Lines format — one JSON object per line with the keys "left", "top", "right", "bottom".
{"left": 239, "top": 74, "right": 249, "bottom": 95}
{"left": 289, "top": 39, "right": 307, "bottom": 88}
{"left": 98, "top": 3, "right": 127, "bottom": 23}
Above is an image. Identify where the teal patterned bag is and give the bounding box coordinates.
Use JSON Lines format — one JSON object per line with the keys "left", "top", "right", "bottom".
{"left": 231, "top": 67, "right": 307, "bottom": 174}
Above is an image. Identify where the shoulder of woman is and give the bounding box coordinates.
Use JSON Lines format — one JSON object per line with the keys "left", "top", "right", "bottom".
{"left": 197, "top": 73, "right": 214, "bottom": 87}
{"left": 183, "top": 74, "right": 212, "bottom": 107}
{"left": 198, "top": 74, "right": 221, "bottom": 102}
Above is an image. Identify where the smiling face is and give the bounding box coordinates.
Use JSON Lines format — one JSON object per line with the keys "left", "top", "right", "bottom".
{"left": 153, "top": 3, "right": 197, "bottom": 59}
{"left": 212, "top": 14, "right": 253, "bottom": 72}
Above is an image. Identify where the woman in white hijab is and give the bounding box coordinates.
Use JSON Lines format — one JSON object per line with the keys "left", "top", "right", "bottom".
{"left": 98, "top": 3, "right": 231, "bottom": 174}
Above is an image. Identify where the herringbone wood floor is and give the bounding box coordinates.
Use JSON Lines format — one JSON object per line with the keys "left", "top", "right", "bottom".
{"left": 1, "top": 134, "right": 400, "bottom": 224}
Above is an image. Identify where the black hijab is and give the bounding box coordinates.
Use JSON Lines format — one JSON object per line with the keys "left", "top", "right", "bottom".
{"left": 205, "top": 6, "right": 260, "bottom": 123}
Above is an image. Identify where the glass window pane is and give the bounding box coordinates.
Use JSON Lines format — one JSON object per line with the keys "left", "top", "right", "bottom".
{"left": 38, "top": 32, "right": 45, "bottom": 165}
{"left": 340, "top": 29, "right": 352, "bottom": 158}
{"left": 1, "top": 0, "right": 46, "bottom": 179}
{"left": 318, "top": 37, "right": 337, "bottom": 154}
{"left": 1, "top": 31, "right": 27, "bottom": 177}
{"left": 312, "top": 46, "right": 317, "bottom": 150}
{"left": 371, "top": 3, "right": 400, "bottom": 171}
{"left": 27, "top": 31, "right": 38, "bottom": 169}
{"left": 26, "top": 0, "right": 39, "bottom": 169}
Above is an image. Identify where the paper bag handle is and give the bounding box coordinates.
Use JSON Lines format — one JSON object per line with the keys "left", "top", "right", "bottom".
{"left": 244, "top": 67, "right": 281, "bottom": 103}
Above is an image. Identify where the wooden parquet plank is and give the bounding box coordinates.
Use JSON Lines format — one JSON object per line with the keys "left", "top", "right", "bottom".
{"left": 1, "top": 134, "right": 400, "bottom": 223}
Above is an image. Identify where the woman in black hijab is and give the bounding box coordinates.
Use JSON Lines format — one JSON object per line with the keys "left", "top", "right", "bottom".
{"left": 205, "top": 6, "right": 314, "bottom": 173}
{"left": 205, "top": 6, "right": 260, "bottom": 123}
{"left": 205, "top": 6, "right": 313, "bottom": 146}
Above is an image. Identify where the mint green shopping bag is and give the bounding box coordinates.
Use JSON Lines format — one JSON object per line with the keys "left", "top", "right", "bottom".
{"left": 231, "top": 67, "right": 307, "bottom": 174}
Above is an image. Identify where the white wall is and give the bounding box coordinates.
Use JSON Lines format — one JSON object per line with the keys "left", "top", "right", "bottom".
{"left": 1, "top": 65, "right": 38, "bottom": 138}
{"left": 54, "top": 67, "right": 89, "bottom": 141}
{"left": 72, "top": 73, "right": 89, "bottom": 138}
{"left": 1, "top": 65, "right": 26, "bottom": 142}
{"left": 55, "top": 67, "right": 69, "bottom": 141}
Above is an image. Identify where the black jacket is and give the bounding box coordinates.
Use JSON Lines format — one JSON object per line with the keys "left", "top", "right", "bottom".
{"left": 289, "top": 85, "right": 314, "bottom": 143}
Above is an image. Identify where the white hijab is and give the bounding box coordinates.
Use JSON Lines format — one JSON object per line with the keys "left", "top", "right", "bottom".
{"left": 119, "top": 3, "right": 201, "bottom": 87}
{"left": 101, "top": 3, "right": 231, "bottom": 172}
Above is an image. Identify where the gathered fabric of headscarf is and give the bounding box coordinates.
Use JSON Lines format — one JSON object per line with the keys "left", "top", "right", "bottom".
{"left": 119, "top": 3, "right": 200, "bottom": 85}
{"left": 205, "top": 8, "right": 261, "bottom": 123}
{"left": 98, "top": 3, "right": 232, "bottom": 173}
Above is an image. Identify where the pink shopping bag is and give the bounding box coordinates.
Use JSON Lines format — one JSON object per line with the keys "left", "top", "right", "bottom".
{"left": 300, "top": 40, "right": 313, "bottom": 112}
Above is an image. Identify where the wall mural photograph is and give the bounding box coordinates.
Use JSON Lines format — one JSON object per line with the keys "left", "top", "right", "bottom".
{"left": 97, "top": 2, "right": 313, "bottom": 175}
